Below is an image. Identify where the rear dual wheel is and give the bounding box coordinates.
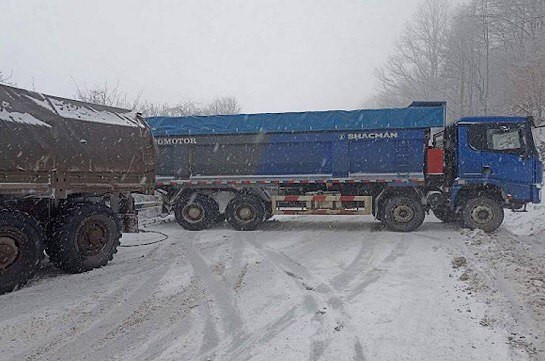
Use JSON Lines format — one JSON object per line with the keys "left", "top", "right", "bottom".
{"left": 47, "top": 203, "right": 121, "bottom": 273}
{"left": 382, "top": 195, "right": 425, "bottom": 232}
{"left": 174, "top": 194, "right": 219, "bottom": 231}
{"left": 226, "top": 195, "right": 266, "bottom": 231}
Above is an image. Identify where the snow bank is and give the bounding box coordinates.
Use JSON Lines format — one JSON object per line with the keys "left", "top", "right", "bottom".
{"left": 504, "top": 200, "right": 545, "bottom": 236}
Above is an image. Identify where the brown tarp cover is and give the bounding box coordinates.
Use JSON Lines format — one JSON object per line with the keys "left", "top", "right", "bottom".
{"left": 0, "top": 84, "right": 156, "bottom": 197}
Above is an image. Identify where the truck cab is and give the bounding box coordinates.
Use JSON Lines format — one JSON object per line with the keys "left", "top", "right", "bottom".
{"left": 441, "top": 116, "right": 543, "bottom": 230}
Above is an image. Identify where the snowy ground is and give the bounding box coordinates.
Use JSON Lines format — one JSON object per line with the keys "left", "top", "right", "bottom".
{"left": 0, "top": 211, "right": 544, "bottom": 361}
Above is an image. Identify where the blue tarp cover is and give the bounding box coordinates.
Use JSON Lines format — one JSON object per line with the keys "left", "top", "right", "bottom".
{"left": 147, "top": 104, "right": 445, "bottom": 136}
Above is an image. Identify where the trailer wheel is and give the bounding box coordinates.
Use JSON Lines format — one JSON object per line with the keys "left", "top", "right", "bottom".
{"left": 382, "top": 196, "right": 425, "bottom": 232}
{"left": 432, "top": 206, "right": 459, "bottom": 223}
{"left": 226, "top": 195, "right": 265, "bottom": 231}
{"left": 0, "top": 210, "right": 44, "bottom": 295}
{"left": 48, "top": 203, "right": 121, "bottom": 273}
{"left": 461, "top": 197, "right": 504, "bottom": 233}
{"left": 174, "top": 194, "right": 218, "bottom": 231}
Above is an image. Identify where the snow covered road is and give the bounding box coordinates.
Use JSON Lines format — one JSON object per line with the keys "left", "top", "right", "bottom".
{"left": 0, "top": 216, "right": 542, "bottom": 361}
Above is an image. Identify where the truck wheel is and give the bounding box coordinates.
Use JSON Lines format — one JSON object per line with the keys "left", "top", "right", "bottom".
{"left": 48, "top": 203, "right": 121, "bottom": 273}
{"left": 382, "top": 196, "right": 425, "bottom": 232}
{"left": 174, "top": 194, "right": 218, "bottom": 231}
{"left": 226, "top": 195, "right": 265, "bottom": 231}
{"left": 432, "top": 206, "right": 459, "bottom": 223}
{"left": 461, "top": 197, "right": 504, "bottom": 233}
{"left": 0, "top": 210, "right": 44, "bottom": 294}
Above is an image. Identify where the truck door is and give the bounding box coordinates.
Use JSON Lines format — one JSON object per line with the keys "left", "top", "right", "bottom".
{"left": 462, "top": 123, "right": 534, "bottom": 200}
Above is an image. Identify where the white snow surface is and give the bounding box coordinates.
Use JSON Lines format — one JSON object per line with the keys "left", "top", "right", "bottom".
{"left": 48, "top": 98, "right": 142, "bottom": 128}
{"left": 1, "top": 214, "right": 543, "bottom": 361}
{"left": 0, "top": 101, "right": 51, "bottom": 127}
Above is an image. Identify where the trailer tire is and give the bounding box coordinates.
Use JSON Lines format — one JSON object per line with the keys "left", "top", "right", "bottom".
{"left": 382, "top": 196, "right": 425, "bottom": 232}
{"left": 432, "top": 206, "right": 459, "bottom": 223}
{"left": 226, "top": 195, "right": 265, "bottom": 231}
{"left": 48, "top": 203, "right": 121, "bottom": 273}
{"left": 461, "top": 197, "right": 504, "bottom": 233}
{"left": 0, "top": 210, "right": 44, "bottom": 295}
{"left": 174, "top": 194, "right": 218, "bottom": 231}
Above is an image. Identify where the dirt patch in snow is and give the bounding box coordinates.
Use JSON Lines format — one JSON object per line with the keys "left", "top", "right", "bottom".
{"left": 457, "top": 228, "right": 545, "bottom": 359}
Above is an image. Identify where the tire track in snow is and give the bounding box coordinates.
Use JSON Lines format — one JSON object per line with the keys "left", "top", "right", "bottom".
{"left": 244, "top": 234, "right": 409, "bottom": 360}
{"left": 32, "top": 261, "right": 173, "bottom": 361}
{"left": 178, "top": 236, "right": 247, "bottom": 350}
{"left": 18, "top": 230, "right": 184, "bottom": 361}
{"left": 330, "top": 241, "right": 374, "bottom": 292}
{"left": 219, "top": 295, "right": 318, "bottom": 361}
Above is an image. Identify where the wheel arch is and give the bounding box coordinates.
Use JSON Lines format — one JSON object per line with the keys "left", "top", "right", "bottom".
{"left": 452, "top": 184, "right": 506, "bottom": 211}
{"left": 374, "top": 186, "right": 424, "bottom": 220}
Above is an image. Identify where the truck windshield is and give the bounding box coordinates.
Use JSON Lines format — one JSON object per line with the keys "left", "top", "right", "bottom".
{"left": 468, "top": 121, "right": 538, "bottom": 157}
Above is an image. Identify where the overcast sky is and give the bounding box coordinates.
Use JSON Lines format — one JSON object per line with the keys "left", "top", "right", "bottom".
{"left": 1, "top": 0, "right": 428, "bottom": 113}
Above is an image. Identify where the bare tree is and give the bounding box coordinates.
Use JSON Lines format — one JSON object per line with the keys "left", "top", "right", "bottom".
{"left": 375, "top": 0, "right": 451, "bottom": 107}
{"left": 73, "top": 80, "right": 141, "bottom": 109}
{"left": 203, "top": 96, "right": 242, "bottom": 115}
{"left": 73, "top": 80, "right": 242, "bottom": 117}
{"left": 376, "top": 0, "right": 545, "bottom": 124}
{"left": 509, "top": 58, "right": 545, "bottom": 124}
{"left": 140, "top": 97, "right": 242, "bottom": 117}
{"left": 0, "top": 71, "right": 14, "bottom": 85}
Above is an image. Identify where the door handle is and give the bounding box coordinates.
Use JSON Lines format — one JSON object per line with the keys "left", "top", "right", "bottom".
{"left": 482, "top": 166, "right": 492, "bottom": 175}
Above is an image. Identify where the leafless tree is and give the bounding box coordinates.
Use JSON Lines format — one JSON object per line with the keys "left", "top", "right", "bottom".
{"left": 73, "top": 80, "right": 242, "bottom": 117}
{"left": 140, "top": 97, "right": 242, "bottom": 117}
{"left": 0, "top": 71, "right": 14, "bottom": 86}
{"left": 203, "top": 96, "right": 242, "bottom": 115}
{"left": 509, "top": 58, "right": 545, "bottom": 124}
{"left": 375, "top": 0, "right": 451, "bottom": 107}
{"left": 73, "top": 80, "right": 141, "bottom": 109}
{"left": 375, "top": 0, "right": 545, "bottom": 125}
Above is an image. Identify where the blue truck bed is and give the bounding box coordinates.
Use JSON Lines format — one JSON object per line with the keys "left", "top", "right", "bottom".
{"left": 147, "top": 103, "right": 445, "bottom": 184}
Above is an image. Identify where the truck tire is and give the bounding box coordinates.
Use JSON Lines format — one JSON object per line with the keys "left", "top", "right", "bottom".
{"left": 174, "top": 194, "right": 218, "bottom": 231}
{"left": 432, "top": 206, "right": 459, "bottom": 223}
{"left": 0, "top": 210, "right": 44, "bottom": 295}
{"left": 226, "top": 195, "right": 265, "bottom": 231}
{"left": 382, "top": 196, "right": 425, "bottom": 232}
{"left": 48, "top": 203, "right": 121, "bottom": 273}
{"left": 461, "top": 197, "right": 504, "bottom": 233}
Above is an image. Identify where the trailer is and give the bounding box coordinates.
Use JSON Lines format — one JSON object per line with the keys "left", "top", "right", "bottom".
{"left": 0, "top": 84, "right": 156, "bottom": 294}
{"left": 148, "top": 103, "right": 542, "bottom": 233}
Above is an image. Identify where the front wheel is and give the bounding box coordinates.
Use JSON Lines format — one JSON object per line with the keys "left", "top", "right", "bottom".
{"left": 461, "top": 197, "right": 504, "bottom": 233}
{"left": 0, "top": 210, "right": 44, "bottom": 295}
{"left": 48, "top": 203, "right": 121, "bottom": 273}
{"left": 382, "top": 196, "right": 425, "bottom": 232}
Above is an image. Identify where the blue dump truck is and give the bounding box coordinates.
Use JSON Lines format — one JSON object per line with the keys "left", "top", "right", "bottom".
{"left": 148, "top": 102, "right": 543, "bottom": 233}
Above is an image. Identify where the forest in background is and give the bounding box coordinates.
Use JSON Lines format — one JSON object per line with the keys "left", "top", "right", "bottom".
{"left": 374, "top": 0, "right": 545, "bottom": 124}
